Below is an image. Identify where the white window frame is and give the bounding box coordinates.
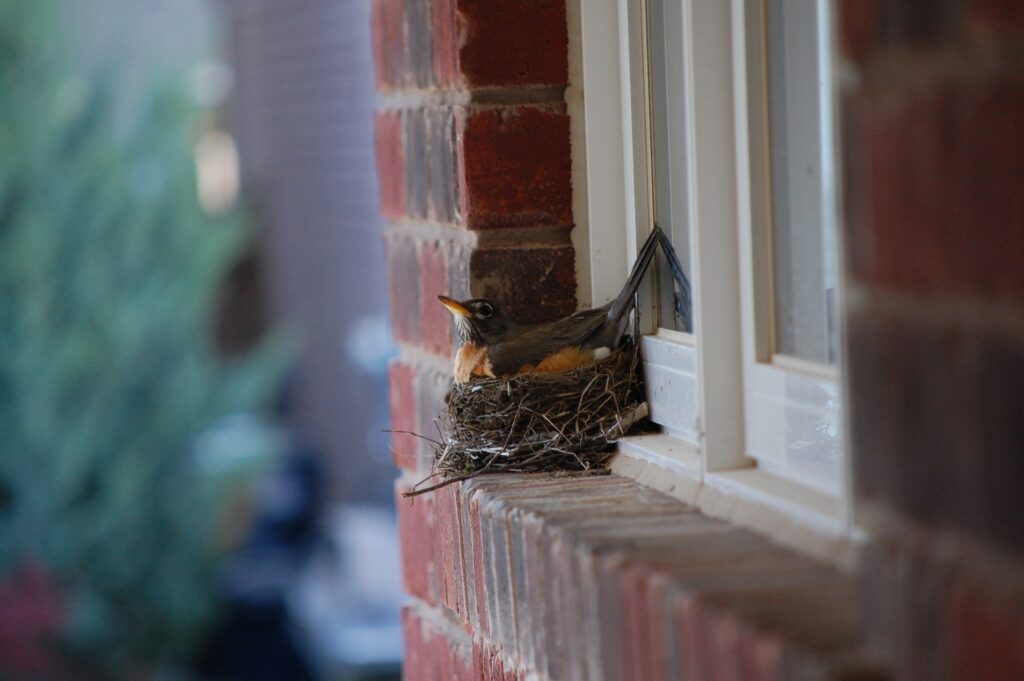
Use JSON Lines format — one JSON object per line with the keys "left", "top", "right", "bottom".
{"left": 741, "top": 0, "right": 845, "bottom": 496}
{"left": 573, "top": 0, "right": 854, "bottom": 550}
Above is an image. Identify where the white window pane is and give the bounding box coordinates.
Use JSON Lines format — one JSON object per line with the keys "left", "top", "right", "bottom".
{"left": 766, "top": 0, "right": 837, "bottom": 364}
{"left": 647, "top": 0, "right": 692, "bottom": 333}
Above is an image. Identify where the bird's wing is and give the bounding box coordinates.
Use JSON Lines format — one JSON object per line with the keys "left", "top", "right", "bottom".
{"left": 486, "top": 308, "right": 609, "bottom": 376}
{"left": 485, "top": 228, "right": 668, "bottom": 376}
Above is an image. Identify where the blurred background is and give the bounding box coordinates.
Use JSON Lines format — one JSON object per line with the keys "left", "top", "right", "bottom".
{"left": 0, "top": 0, "right": 401, "bottom": 679}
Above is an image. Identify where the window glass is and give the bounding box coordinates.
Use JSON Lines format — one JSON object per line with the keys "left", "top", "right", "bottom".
{"left": 766, "top": 0, "right": 837, "bottom": 364}
{"left": 646, "top": 0, "right": 692, "bottom": 333}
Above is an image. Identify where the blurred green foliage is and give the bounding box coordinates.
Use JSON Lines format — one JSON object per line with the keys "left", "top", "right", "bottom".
{"left": 0, "top": 0, "right": 287, "bottom": 676}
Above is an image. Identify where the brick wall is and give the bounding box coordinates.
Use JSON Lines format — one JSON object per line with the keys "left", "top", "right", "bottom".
{"left": 840, "top": 1, "right": 1024, "bottom": 679}
{"left": 372, "top": 0, "right": 577, "bottom": 481}
{"left": 396, "top": 475, "right": 884, "bottom": 681}
{"left": 378, "top": 0, "right": 1024, "bottom": 679}
{"left": 376, "top": 4, "right": 884, "bottom": 680}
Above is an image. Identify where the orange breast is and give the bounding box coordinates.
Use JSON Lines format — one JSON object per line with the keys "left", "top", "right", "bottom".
{"left": 453, "top": 343, "right": 495, "bottom": 384}
{"left": 518, "top": 346, "right": 595, "bottom": 375}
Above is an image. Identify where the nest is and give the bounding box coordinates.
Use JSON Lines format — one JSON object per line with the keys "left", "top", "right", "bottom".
{"left": 406, "top": 342, "right": 648, "bottom": 496}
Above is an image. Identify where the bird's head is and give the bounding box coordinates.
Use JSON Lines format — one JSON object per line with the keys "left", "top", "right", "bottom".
{"left": 437, "top": 295, "right": 512, "bottom": 345}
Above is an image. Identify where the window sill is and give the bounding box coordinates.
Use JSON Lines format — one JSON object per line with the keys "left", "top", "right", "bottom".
{"left": 611, "top": 433, "right": 863, "bottom": 568}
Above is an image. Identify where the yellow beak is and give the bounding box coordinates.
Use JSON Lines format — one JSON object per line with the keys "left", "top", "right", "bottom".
{"left": 438, "top": 295, "right": 470, "bottom": 317}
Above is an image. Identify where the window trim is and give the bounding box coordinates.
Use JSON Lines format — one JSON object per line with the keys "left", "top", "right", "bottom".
{"left": 575, "top": 0, "right": 854, "bottom": 543}
{"left": 737, "top": 0, "right": 846, "bottom": 496}
{"left": 631, "top": 0, "right": 705, "bottom": 442}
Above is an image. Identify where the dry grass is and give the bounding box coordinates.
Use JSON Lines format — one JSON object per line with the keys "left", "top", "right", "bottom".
{"left": 404, "top": 343, "right": 648, "bottom": 497}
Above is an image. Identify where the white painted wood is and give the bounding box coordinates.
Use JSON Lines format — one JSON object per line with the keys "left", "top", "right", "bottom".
{"left": 734, "top": 0, "right": 846, "bottom": 497}
{"left": 579, "top": 0, "right": 849, "bottom": 521}
{"left": 612, "top": 443, "right": 862, "bottom": 565}
{"left": 824, "top": 0, "right": 855, "bottom": 528}
{"left": 640, "top": 334, "right": 699, "bottom": 443}
{"left": 566, "top": 0, "right": 592, "bottom": 308}
{"left": 615, "top": 432, "right": 702, "bottom": 478}
{"left": 578, "top": 0, "right": 696, "bottom": 445}
{"left": 771, "top": 352, "right": 838, "bottom": 381}
{"left": 577, "top": 0, "right": 631, "bottom": 306}
{"left": 735, "top": 0, "right": 776, "bottom": 364}
{"left": 682, "top": 0, "right": 748, "bottom": 472}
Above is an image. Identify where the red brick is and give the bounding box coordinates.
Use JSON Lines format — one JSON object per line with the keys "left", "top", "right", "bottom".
{"left": 676, "top": 595, "right": 714, "bottom": 681}
{"left": 460, "top": 105, "right": 572, "bottom": 229}
{"left": 467, "top": 494, "right": 490, "bottom": 638}
{"left": 488, "top": 649, "right": 503, "bottom": 681}
{"left": 521, "top": 508, "right": 549, "bottom": 675}
{"left": 470, "top": 639, "right": 485, "bottom": 680}
{"left": 404, "top": 108, "right": 431, "bottom": 220}
{"left": 550, "top": 531, "right": 587, "bottom": 681}
{"left": 430, "top": 0, "right": 459, "bottom": 88}
{"left": 371, "top": 0, "right": 405, "bottom": 90}
{"left": 405, "top": 107, "right": 460, "bottom": 223}
{"left": 432, "top": 624, "right": 456, "bottom": 681}
{"left": 739, "top": 629, "right": 783, "bottom": 681}
{"left": 504, "top": 513, "right": 532, "bottom": 669}
{"left": 427, "top": 108, "right": 460, "bottom": 223}
{"left": 431, "top": 0, "right": 567, "bottom": 89}
{"left": 479, "top": 498, "right": 517, "bottom": 655}
{"left": 646, "top": 573, "right": 677, "bottom": 681}
{"left": 839, "top": 0, "right": 1023, "bottom": 63}
{"left": 447, "top": 240, "right": 472, "bottom": 302}
{"left": 469, "top": 244, "right": 576, "bottom": 325}
{"left": 848, "top": 301, "right": 1024, "bottom": 554}
{"left": 861, "top": 540, "right": 953, "bottom": 681}
{"left": 388, "top": 361, "right": 418, "bottom": 471}
{"left": 434, "top": 485, "right": 468, "bottom": 621}
{"left": 473, "top": 640, "right": 491, "bottom": 681}
{"left": 873, "top": 0, "right": 964, "bottom": 48}
{"left": 948, "top": 583, "right": 1024, "bottom": 681}
{"left": 707, "top": 612, "right": 745, "bottom": 681}
{"left": 538, "top": 526, "right": 567, "bottom": 681}
{"left": 396, "top": 484, "right": 436, "bottom": 603}
{"left": 966, "top": 0, "right": 1024, "bottom": 39}
{"left": 374, "top": 110, "right": 405, "bottom": 219}
{"left": 621, "top": 565, "right": 658, "bottom": 681}
{"left": 456, "top": 485, "right": 481, "bottom": 632}
{"left": 459, "top": 0, "right": 567, "bottom": 88}
{"left": 404, "top": 0, "right": 434, "bottom": 88}
{"left": 401, "top": 606, "right": 427, "bottom": 679}
{"left": 837, "top": 0, "right": 881, "bottom": 61}
{"left": 590, "top": 553, "right": 629, "bottom": 681}
{"left": 402, "top": 604, "right": 474, "bottom": 681}
{"left": 405, "top": 475, "right": 873, "bottom": 681}
{"left": 386, "top": 235, "right": 420, "bottom": 345}
{"left": 473, "top": 641, "right": 515, "bottom": 681}
{"left": 419, "top": 240, "right": 451, "bottom": 356}
{"left": 844, "top": 75, "right": 1024, "bottom": 303}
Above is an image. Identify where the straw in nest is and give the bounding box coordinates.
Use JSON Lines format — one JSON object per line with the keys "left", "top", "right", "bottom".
{"left": 405, "top": 342, "right": 648, "bottom": 496}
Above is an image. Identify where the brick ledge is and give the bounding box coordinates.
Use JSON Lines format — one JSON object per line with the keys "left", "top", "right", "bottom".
{"left": 398, "top": 472, "right": 890, "bottom": 681}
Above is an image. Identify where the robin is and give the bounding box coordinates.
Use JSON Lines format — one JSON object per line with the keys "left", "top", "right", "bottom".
{"left": 438, "top": 226, "right": 678, "bottom": 384}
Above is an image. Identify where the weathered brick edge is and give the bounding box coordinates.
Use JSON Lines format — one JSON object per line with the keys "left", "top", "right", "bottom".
{"left": 840, "top": 1, "right": 1024, "bottom": 679}
{"left": 397, "top": 473, "right": 886, "bottom": 681}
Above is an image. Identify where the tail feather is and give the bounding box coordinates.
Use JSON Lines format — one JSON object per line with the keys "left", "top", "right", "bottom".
{"left": 606, "top": 225, "right": 662, "bottom": 324}
{"left": 656, "top": 227, "right": 693, "bottom": 332}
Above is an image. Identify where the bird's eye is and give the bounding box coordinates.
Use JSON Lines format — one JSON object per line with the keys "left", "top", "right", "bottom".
{"left": 477, "top": 303, "right": 494, "bottom": 318}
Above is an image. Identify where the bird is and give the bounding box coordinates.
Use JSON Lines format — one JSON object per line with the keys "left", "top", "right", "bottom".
{"left": 438, "top": 226, "right": 688, "bottom": 384}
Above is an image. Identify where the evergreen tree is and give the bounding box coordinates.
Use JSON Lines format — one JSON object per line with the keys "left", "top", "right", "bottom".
{"left": 0, "top": 0, "right": 286, "bottom": 676}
